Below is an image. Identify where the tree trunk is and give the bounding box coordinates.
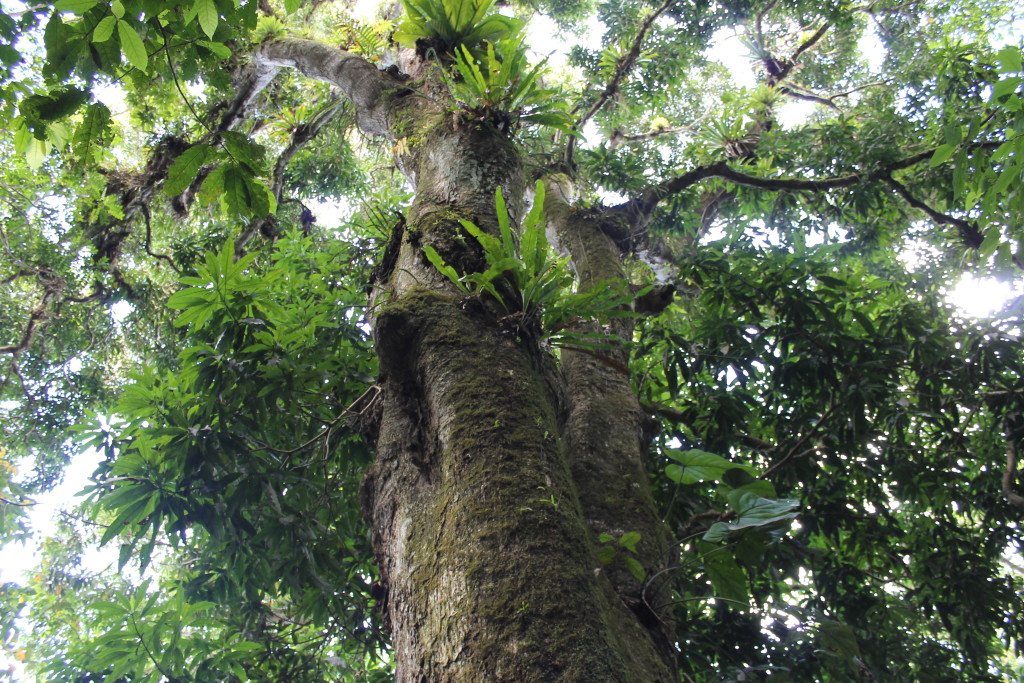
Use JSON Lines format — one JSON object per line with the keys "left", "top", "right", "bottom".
{"left": 255, "top": 41, "right": 676, "bottom": 681}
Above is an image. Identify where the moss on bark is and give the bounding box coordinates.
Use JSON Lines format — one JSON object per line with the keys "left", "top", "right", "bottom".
{"left": 368, "top": 287, "right": 673, "bottom": 681}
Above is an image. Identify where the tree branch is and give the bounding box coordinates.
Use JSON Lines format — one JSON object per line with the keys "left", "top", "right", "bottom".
{"left": 235, "top": 97, "right": 346, "bottom": 254}
{"left": 140, "top": 205, "right": 179, "bottom": 272}
{"left": 0, "top": 272, "right": 63, "bottom": 355}
{"left": 791, "top": 22, "right": 830, "bottom": 63}
{"left": 564, "top": 0, "right": 676, "bottom": 167}
{"left": 631, "top": 142, "right": 1003, "bottom": 244}
{"left": 1003, "top": 418, "right": 1024, "bottom": 509}
{"left": 253, "top": 38, "right": 407, "bottom": 137}
{"left": 882, "top": 176, "right": 984, "bottom": 249}
{"left": 779, "top": 87, "right": 840, "bottom": 110}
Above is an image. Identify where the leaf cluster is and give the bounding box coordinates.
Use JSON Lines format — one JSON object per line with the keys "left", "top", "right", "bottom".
{"left": 424, "top": 181, "right": 635, "bottom": 342}
{"left": 394, "top": 0, "right": 522, "bottom": 56}
{"left": 636, "top": 241, "right": 1024, "bottom": 680}
{"left": 445, "top": 38, "right": 573, "bottom": 134}
{"left": 56, "top": 233, "right": 387, "bottom": 680}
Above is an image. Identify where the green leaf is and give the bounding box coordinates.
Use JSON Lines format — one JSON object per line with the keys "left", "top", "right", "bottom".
{"left": 596, "top": 544, "right": 616, "bottom": 565}
{"left": 92, "top": 16, "right": 117, "bottom": 42}
{"left": 221, "top": 164, "right": 252, "bottom": 216}
{"left": 242, "top": 173, "right": 276, "bottom": 216}
{"left": 99, "top": 490, "right": 158, "bottom": 546}
{"left": 817, "top": 619, "right": 862, "bottom": 662}
{"left": 221, "top": 131, "right": 267, "bottom": 174}
{"left": 195, "top": 0, "right": 218, "bottom": 39}
{"left": 942, "top": 122, "right": 961, "bottom": 146}
{"left": 929, "top": 143, "right": 955, "bottom": 167}
{"left": 21, "top": 87, "right": 90, "bottom": 122}
{"left": 164, "top": 144, "right": 216, "bottom": 196}
{"left": 703, "top": 491, "right": 799, "bottom": 542}
{"left": 698, "top": 540, "right": 749, "bottom": 607}
{"left": 117, "top": 21, "right": 148, "bottom": 72}
{"left": 54, "top": 0, "right": 99, "bottom": 12}
{"left": 231, "top": 641, "right": 264, "bottom": 653}
{"left": 118, "top": 542, "right": 133, "bottom": 571}
{"left": 423, "top": 245, "right": 468, "bottom": 291}
{"left": 996, "top": 45, "right": 1023, "bottom": 74}
{"left": 197, "top": 163, "right": 227, "bottom": 206}
{"left": 623, "top": 555, "right": 646, "bottom": 581}
{"left": 618, "top": 531, "right": 641, "bottom": 553}
{"left": 197, "top": 40, "right": 231, "bottom": 59}
{"left": 665, "top": 449, "right": 757, "bottom": 484}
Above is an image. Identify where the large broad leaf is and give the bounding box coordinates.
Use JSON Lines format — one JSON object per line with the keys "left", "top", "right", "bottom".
{"left": 665, "top": 449, "right": 757, "bottom": 484}
{"left": 20, "top": 86, "right": 89, "bottom": 122}
{"left": 697, "top": 540, "right": 749, "bottom": 608}
{"left": 54, "top": 0, "right": 98, "bottom": 12}
{"left": 703, "top": 490, "right": 799, "bottom": 542}
{"left": 164, "top": 144, "right": 216, "bottom": 196}
{"left": 91, "top": 16, "right": 116, "bottom": 43}
{"left": 195, "top": 0, "right": 218, "bottom": 39}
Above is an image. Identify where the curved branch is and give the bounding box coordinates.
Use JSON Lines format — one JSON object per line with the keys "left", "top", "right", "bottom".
{"left": 779, "top": 86, "right": 840, "bottom": 110}
{"left": 791, "top": 22, "right": 830, "bottom": 63}
{"left": 882, "top": 176, "right": 984, "bottom": 248}
{"left": 754, "top": 0, "right": 779, "bottom": 47}
{"left": 253, "top": 38, "right": 407, "bottom": 137}
{"left": 0, "top": 495, "right": 36, "bottom": 507}
{"left": 637, "top": 160, "right": 860, "bottom": 213}
{"left": 564, "top": 0, "right": 676, "bottom": 167}
{"left": 140, "top": 205, "right": 180, "bottom": 272}
{"left": 0, "top": 274, "right": 63, "bottom": 355}
{"left": 635, "top": 142, "right": 1002, "bottom": 213}
{"left": 235, "top": 97, "right": 347, "bottom": 254}
{"left": 619, "top": 141, "right": 1007, "bottom": 259}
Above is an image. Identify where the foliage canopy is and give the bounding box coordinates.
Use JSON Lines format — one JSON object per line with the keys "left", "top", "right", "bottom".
{"left": 0, "top": 0, "right": 1023, "bottom": 680}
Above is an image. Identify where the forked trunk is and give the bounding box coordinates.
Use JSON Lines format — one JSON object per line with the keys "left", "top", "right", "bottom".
{"left": 252, "top": 40, "right": 677, "bottom": 680}
{"left": 360, "top": 115, "right": 675, "bottom": 682}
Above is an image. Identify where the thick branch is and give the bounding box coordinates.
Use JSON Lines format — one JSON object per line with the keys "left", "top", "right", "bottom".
{"left": 253, "top": 39, "right": 404, "bottom": 137}
{"left": 780, "top": 87, "right": 840, "bottom": 110}
{"left": 791, "top": 22, "right": 830, "bottom": 63}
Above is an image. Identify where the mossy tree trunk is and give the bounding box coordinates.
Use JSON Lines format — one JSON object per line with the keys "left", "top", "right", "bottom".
{"left": 256, "top": 40, "right": 676, "bottom": 682}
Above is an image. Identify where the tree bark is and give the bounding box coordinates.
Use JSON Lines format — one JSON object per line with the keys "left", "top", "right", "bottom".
{"left": 256, "top": 39, "right": 677, "bottom": 681}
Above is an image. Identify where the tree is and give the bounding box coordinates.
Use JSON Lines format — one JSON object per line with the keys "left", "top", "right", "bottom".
{"left": 1, "top": 0, "right": 1023, "bottom": 680}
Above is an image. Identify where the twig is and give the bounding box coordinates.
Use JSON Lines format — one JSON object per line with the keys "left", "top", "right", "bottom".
{"left": 564, "top": 0, "right": 677, "bottom": 167}
{"left": 0, "top": 274, "right": 63, "bottom": 355}
{"left": 141, "top": 204, "right": 180, "bottom": 272}
{"left": 762, "top": 402, "right": 836, "bottom": 478}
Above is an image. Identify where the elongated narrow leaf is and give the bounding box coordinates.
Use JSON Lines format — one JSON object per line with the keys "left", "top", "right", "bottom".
{"left": 494, "top": 186, "right": 515, "bottom": 257}
{"left": 423, "top": 245, "right": 469, "bottom": 292}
